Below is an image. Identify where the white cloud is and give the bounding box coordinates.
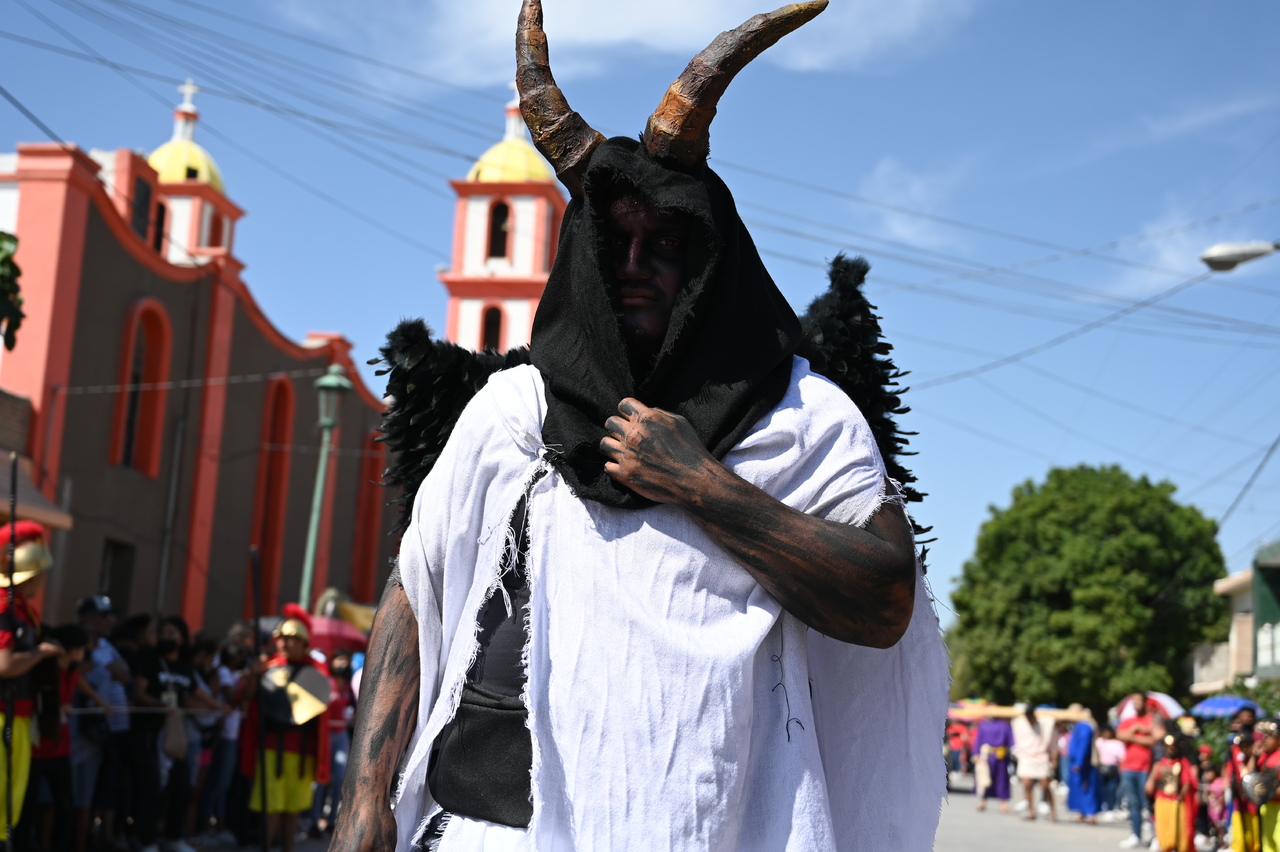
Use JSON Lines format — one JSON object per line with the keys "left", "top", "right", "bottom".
{"left": 854, "top": 155, "right": 972, "bottom": 251}
{"left": 270, "top": 0, "right": 978, "bottom": 90}
{"left": 1070, "top": 95, "right": 1277, "bottom": 169}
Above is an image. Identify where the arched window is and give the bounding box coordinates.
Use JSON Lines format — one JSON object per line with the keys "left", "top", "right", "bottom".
{"left": 349, "top": 430, "right": 388, "bottom": 604}
{"left": 482, "top": 306, "right": 503, "bottom": 351}
{"left": 111, "top": 299, "right": 172, "bottom": 478}
{"left": 488, "top": 201, "right": 510, "bottom": 259}
{"left": 246, "top": 377, "right": 294, "bottom": 618}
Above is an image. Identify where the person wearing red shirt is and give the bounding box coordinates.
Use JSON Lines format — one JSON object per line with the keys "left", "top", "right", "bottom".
{"left": 0, "top": 521, "right": 60, "bottom": 843}
{"left": 946, "top": 721, "right": 970, "bottom": 775}
{"left": 1145, "top": 734, "right": 1198, "bottom": 852}
{"left": 1118, "top": 693, "right": 1160, "bottom": 848}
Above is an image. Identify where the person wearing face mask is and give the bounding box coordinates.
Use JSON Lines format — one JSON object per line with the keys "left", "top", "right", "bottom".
{"left": 131, "top": 616, "right": 224, "bottom": 852}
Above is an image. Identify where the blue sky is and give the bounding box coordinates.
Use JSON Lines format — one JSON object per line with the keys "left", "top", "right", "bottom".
{"left": 3, "top": 0, "right": 1280, "bottom": 618}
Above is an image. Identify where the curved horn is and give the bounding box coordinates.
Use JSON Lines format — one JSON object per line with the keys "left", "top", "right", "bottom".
{"left": 644, "top": 1, "right": 828, "bottom": 168}
{"left": 516, "top": 0, "right": 605, "bottom": 197}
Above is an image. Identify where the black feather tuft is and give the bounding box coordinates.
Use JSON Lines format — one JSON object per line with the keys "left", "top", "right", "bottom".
{"left": 373, "top": 319, "right": 531, "bottom": 535}
{"left": 797, "top": 254, "right": 931, "bottom": 557}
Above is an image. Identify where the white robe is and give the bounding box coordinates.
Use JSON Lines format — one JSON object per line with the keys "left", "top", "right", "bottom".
{"left": 393, "top": 359, "right": 950, "bottom": 851}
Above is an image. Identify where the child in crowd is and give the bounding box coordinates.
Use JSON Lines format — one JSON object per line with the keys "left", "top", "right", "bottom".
{"left": 1204, "top": 767, "right": 1227, "bottom": 846}
{"left": 1146, "top": 733, "right": 1198, "bottom": 852}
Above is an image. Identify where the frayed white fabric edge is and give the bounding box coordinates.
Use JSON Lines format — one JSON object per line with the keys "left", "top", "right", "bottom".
{"left": 398, "top": 460, "right": 550, "bottom": 843}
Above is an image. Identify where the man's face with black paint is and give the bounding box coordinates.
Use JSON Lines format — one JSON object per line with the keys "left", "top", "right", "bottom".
{"left": 606, "top": 194, "right": 692, "bottom": 364}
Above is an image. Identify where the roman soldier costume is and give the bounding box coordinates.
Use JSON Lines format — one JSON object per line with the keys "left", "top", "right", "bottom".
{"left": 0, "top": 521, "right": 52, "bottom": 839}
{"left": 241, "top": 604, "right": 332, "bottom": 815}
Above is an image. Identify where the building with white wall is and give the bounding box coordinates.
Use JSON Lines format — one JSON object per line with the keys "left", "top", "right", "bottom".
{"left": 440, "top": 100, "right": 566, "bottom": 352}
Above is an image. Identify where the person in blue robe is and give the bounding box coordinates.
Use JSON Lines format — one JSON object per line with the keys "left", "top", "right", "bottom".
{"left": 1067, "top": 714, "right": 1101, "bottom": 822}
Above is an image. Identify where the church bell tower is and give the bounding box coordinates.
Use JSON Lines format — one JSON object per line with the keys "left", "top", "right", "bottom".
{"left": 440, "top": 96, "right": 566, "bottom": 352}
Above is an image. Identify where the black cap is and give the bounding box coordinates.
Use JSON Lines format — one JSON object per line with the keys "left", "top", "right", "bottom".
{"left": 77, "top": 595, "right": 119, "bottom": 616}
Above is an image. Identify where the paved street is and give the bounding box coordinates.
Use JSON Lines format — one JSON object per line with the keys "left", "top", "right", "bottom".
{"left": 938, "top": 775, "right": 1131, "bottom": 852}
{"left": 199, "top": 778, "right": 1133, "bottom": 851}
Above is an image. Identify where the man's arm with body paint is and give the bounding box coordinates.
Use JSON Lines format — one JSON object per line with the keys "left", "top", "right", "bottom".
{"left": 600, "top": 398, "right": 916, "bottom": 648}
{"left": 331, "top": 577, "right": 421, "bottom": 852}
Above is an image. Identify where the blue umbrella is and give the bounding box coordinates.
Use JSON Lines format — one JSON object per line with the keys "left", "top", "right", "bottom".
{"left": 1190, "top": 695, "right": 1262, "bottom": 719}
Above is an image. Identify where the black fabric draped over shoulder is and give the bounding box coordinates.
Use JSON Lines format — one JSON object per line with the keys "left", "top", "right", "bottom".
{"left": 530, "top": 137, "right": 801, "bottom": 509}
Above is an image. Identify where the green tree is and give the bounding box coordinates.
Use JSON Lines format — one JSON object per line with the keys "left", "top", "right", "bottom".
{"left": 0, "top": 232, "right": 24, "bottom": 350}
{"left": 951, "top": 464, "right": 1227, "bottom": 712}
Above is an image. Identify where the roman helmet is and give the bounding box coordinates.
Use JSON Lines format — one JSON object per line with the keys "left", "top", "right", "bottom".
{"left": 273, "top": 602, "right": 312, "bottom": 644}
{"left": 0, "top": 520, "right": 53, "bottom": 588}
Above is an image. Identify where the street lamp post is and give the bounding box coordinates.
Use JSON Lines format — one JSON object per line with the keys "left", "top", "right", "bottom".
{"left": 298, "top": 363, "right": 353, "bottom": 608}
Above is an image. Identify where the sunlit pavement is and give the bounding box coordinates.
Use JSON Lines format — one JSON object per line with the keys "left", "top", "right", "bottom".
{"left": 938, "top": 774, "right": 1133, "bottom": 851}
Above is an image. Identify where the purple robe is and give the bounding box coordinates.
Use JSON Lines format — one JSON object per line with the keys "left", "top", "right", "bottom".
{"left": 973, "top": 718, "right": 1014, "bottom": 801}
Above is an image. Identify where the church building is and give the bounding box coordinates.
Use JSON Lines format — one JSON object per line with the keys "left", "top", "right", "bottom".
{"left": 0, "top": 84, "right": 396, "bottom": 628}
{"left": 439, "top": 99, "right": 566, "bottom": 351}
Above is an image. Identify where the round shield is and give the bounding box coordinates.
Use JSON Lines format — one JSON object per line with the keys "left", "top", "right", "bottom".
{"left": 1242, "top": 769, "right": 1279, "bottom": 808}
{"left": 260, "top": 664, "right": 332, "bottom": 727}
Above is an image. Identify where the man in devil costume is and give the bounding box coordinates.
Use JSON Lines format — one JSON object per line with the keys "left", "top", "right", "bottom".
{"left": 334, "top": 2, "right": 949, "bottom": 850}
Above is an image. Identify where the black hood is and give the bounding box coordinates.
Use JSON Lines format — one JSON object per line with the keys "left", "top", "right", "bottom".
{"left": 530, "top": 137, "right": 800, "bottom": 508}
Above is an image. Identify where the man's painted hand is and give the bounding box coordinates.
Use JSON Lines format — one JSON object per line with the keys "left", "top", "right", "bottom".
{"left": 599, "top": 398, "right": 713, "bottom": 504}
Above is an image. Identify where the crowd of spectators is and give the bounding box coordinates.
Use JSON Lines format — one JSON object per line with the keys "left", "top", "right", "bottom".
{"left": 947, "top": 693, "right": 1276, "bottom": 852}
{"left": 7, "top": 593, "right": 358, "bottom": 852}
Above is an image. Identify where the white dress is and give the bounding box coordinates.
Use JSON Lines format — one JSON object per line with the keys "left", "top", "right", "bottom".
{"left": 392, "top": 359, "right": 950, "bottom": 851}
{"left": 1013, "top": 716, "right": 1056, "bottom": 780}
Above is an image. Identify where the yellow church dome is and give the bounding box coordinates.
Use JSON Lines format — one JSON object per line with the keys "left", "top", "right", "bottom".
{"left": 149, "top": 139, "right": 224, "bottom": 193}
{"left": 148, "top": 79, "right": 225, "bottom": 193}
{"left": 467, "top": 104, "right": 554, "bottom": 184}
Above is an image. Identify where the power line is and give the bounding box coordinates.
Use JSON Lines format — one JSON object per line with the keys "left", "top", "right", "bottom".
{"left": 163, "top": 0, "right": 504, "bottom": 103}
{"left": 56, "top": 368, "right": 329, "bottom": 396}
{"left": 0, "top": 73, "right": 213, "bottom": 261}
{"left": 746, "top": 214, "right": 1280, "bottom": 339}
{"left": 971, "top": 376, "right": 1205, "bottom": 481}
{"left": 0, "top": 81, "right": 65, "bottom": 144}
{"left": 891, "top": 329, "right": 1258, "bottom": 448}
{"left": 719, "top": 157, "right": 1280, "bottom": 280}
{"left": 90, "top": 0, "right": 495, "bottom": 141}
{"left": 13, "top": 0, "right": 450, "bottom": 261}
{"left": 911, "top": 407, "right": 1058, "bottom": 464}
{"left": 45, "top": 0, "right": 460, "bottom": 198}
{"left": 1219, "top": 427, "right": 1280, "bottom": 526}
{"left": 0, "top": 30, "right": 483, "bottom": 162}
{"left": 912, "top": 272, "right": 1215, "bottom": 391}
